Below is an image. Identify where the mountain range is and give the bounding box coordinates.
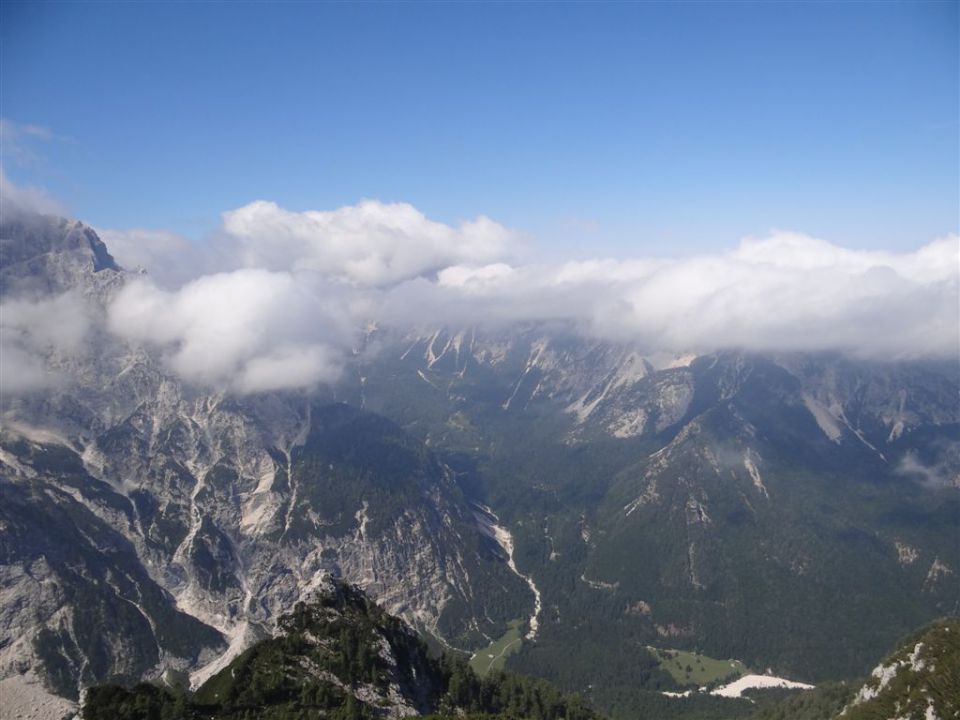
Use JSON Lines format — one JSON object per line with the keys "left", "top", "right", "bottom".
{"left": 0, "top": 211, "right": 957, "bottom": 719}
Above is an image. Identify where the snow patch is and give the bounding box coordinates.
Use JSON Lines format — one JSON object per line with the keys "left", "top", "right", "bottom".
{"left": 710, "top": 674, "right": 814, "bottom": 698}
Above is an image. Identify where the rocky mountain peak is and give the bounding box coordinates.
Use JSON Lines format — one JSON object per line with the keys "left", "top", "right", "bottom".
{"left": 1, "top": 212, "right": 121, "bottom": 298}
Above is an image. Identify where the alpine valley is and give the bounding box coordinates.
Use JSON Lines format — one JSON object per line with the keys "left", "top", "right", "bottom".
{"left": 1, "top": 211, "right": 958, "bottom": 720}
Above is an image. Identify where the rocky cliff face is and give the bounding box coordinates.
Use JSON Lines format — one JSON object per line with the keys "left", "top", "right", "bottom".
{"left": 0, "top": 211, "right": 120, "bottom": 296}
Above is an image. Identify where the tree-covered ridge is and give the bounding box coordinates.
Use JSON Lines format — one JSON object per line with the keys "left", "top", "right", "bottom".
{"left": 82, "top": 580, "right": 601, "bottom": 720}
{"left": 838, "top": 617, "right": 959, "bottom": 720}
{"left": 742, "top": 618, "right": 960, "bottom": 720}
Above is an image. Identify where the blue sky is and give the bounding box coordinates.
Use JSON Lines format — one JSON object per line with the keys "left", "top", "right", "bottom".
{"left": 2, "top": 1, "right": 957, "bottom": 256}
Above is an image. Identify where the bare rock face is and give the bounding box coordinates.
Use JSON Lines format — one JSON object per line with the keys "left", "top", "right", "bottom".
{"left": 0, "top": 212, "right": 120, "bottom": 297}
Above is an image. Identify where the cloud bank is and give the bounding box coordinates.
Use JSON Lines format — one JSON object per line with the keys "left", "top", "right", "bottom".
{"left": 97, "top": 227, "right": 201, "bottom": 287}
{"left": 390, "top": 232, "right": 958, "bottom": 359}
{"left": 0, "top": 292, "right": 91, "bottom": 393}
{"left": 0, "top": 167, "right": 65, "bottom": 216}
{"left": 108, "top": 269, "right": 352, "bottom": 393}
{"left": 0, "top": 119, "right": 60, "bottom": 170}
{"left": 10, "top": 186, "right": 954, "bottom": 394}
{"left": 221, "top": 199, "right": 516, "bottom": 285}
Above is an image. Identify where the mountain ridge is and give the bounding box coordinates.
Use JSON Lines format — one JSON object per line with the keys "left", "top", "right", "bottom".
{"left": 81, "top": 578, "right": 600, "bottom": 720}
{"left": 1, "top": 211, "right": 957, "bottom": 719}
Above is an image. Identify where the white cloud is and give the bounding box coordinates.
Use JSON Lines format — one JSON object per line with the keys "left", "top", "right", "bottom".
{"left": 0, "top": 292, "right": 91, "bottom": 394}
{"left": 379, "top": 231, "right": 960, "bottom": 360}
{"left": 0, "top": 118, "right": 55, "bottom": 144}
{"left": 732, "top": 231, "right": 958, "bottom": 283}
{"left": 0, "top": 167, "right": 65, "bottom": 216}
{"left": 10, "top": 119, "right": 950, "bottom": 382}
{"left": 895, "top": 445, "right": 960, "bottom": 488}
{"left": 107, "top": 269, "right": 352, "bottom": 393}
{"left": 98, "top": 198, "right": 521, "bottom": 393}
{"left": 0, "top": 343, "right": 54, "bottom": 393}
{"left": 97, "top": 197, "right": 959, "bottom": 391}
{"left": 437, "top": 263, "right": 516, "bottom": 289}
{"left": 96, "top": 227, "right": 220, "bottom": 288}
{"left": 234, "top": 344, "right": 342, "bottom": 394}
{"left": 0, "top": 118, "right": 59, "bottom": 169}
{"left": 221, "top": 199, "right": 515, "bottom": 285}
{"left": 2, "top": 292, "right": 91, "bottom": 350}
